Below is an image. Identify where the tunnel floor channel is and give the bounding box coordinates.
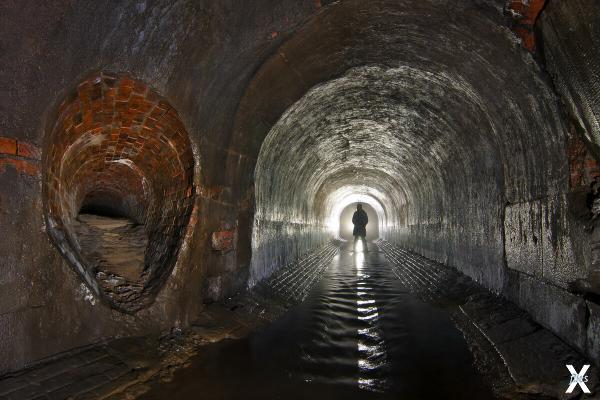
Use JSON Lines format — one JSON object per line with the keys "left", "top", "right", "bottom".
{"left": 141, "top": 242, "right": 495, "bottom": 399}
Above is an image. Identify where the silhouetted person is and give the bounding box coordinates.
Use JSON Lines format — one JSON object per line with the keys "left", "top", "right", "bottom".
{"left": 352, "top": 204, "right": 368, "bottom": 252}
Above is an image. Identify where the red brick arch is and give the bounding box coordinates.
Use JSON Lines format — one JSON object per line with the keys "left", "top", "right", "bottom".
{"left": 43, "top": 72, "right": 195, "bottom": 313}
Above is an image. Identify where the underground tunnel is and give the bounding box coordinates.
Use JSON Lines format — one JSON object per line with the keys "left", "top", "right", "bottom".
{"left": 1, "top": 0, "right": 600, "bottom": 399}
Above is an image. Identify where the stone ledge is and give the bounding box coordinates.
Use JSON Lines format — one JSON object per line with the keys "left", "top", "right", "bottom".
{"left": 506, "top": 268, "right": 592, "bottom": 359}
{"left": 379, "top": 239, "right": 599, "bottom": 399}
{"left": 460, "top": 298, "right": 598, "bottom": 399}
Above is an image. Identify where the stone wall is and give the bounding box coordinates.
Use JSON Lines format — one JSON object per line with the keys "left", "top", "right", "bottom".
{"left": 497, "top": 0, "right": 600, "bottom": 364}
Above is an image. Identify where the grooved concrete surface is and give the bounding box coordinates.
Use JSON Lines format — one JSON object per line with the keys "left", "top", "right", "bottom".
{"left": 254, "top": 242, "right": 340, "bottom": 304}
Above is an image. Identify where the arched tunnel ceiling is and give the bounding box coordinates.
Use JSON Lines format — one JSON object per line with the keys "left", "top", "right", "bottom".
{"left": 3, "top": 0, "right": 600, "bottom": 378}
{"left": 254, "top": 63, "right": 563, "bottom": 227}
{"left": 233, "top": 0, "right": 567, "bottom": 211}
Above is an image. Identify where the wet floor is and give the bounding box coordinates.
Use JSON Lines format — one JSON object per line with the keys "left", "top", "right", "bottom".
{"left": 141, "top": 242, "right": 495, "bottom": 400}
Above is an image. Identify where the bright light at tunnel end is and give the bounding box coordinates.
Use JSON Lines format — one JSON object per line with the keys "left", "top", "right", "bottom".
{"left": 327, "top": 191, "right": 387, "bottom": 239}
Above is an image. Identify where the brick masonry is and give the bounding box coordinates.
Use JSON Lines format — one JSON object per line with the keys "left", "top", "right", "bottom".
{"left": 0, "top": 137, "right": 41, "bottom": 177}
{"left": 211, "top": 229, "right": 236, "bottom": 252}
{"left": 568, "top": 132, "right": 600, "bottom": 189}
{"left": 43, "top": 72, "right": 196, "bottom": 313}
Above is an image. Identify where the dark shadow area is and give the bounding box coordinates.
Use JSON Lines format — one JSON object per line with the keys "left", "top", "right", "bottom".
{"left": 79, "top": 190, "right": 141, "bottom": 222}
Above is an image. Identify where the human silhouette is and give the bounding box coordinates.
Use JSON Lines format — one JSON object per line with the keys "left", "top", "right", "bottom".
{"left": 352, "top": 203, "right": 368, "bottom": 252}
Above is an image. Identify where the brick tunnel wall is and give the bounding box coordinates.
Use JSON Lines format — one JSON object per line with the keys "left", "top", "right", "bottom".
{"left": 499, "top": 0, "right": 600, "bottom": 363}
{"left": 44, "top": 72, "right": 195, "bottom": 313}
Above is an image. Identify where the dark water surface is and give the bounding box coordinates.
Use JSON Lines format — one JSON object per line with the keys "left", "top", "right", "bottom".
{"left": 141, "top": 243, "right": 495, "bottom": 400}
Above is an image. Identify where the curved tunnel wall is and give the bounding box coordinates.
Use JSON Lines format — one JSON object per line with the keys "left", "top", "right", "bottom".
{"left": 0, "top": 0, "right": 324, "bottom": 373}
{"left": 248, "top": 59, "right": 566, "bottom": 292}
{"left": 237, "top": 0, "right": 597, "bottom": 360}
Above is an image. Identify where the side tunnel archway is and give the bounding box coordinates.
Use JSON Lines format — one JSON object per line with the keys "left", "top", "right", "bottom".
{"left": 323, "top": 187, "right": 388, "bottom": 240}
{"left": 43, "top": 72, "right": 195, "bottom": 313}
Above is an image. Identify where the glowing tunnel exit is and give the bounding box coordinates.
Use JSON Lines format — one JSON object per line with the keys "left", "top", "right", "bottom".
{"left": 339, "top": 203, "right": 379, "bottom": 241}
{"left": 324, "top": 186, "right": 388, "bottom": 241}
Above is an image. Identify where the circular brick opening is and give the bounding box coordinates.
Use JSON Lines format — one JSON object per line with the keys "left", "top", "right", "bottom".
{"left": 43, "top": 72, "right": 195, "bottom": 313}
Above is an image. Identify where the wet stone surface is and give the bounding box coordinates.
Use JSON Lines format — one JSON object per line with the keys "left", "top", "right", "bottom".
{"left": 0, "top": 242, "right": 343, "bottom": 400}
{"left": 140, "top": 243, "right": 494, "bottom": 399}
{"left": 378, "top": 240, "right": 599, "bottom": 399}
{"left": 251, "top": 241, "right": 341, "bottom": 305}
{"left": 74, "top": 214, "right": 147, "bottom": 282}
{"left": 1, "top": 241, "right": 597, "bottom": 399}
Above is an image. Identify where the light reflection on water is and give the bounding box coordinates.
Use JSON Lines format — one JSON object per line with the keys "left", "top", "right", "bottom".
{"left": 354, "top": 241, "right": 388, "bottom": 392}
{"left": 140, "top": 242, "right": 496, "bottom": 400}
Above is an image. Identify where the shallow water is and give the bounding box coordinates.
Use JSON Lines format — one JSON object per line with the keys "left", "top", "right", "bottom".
{"left": 141, "top": 243, "right": 495, "bottom": 400}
